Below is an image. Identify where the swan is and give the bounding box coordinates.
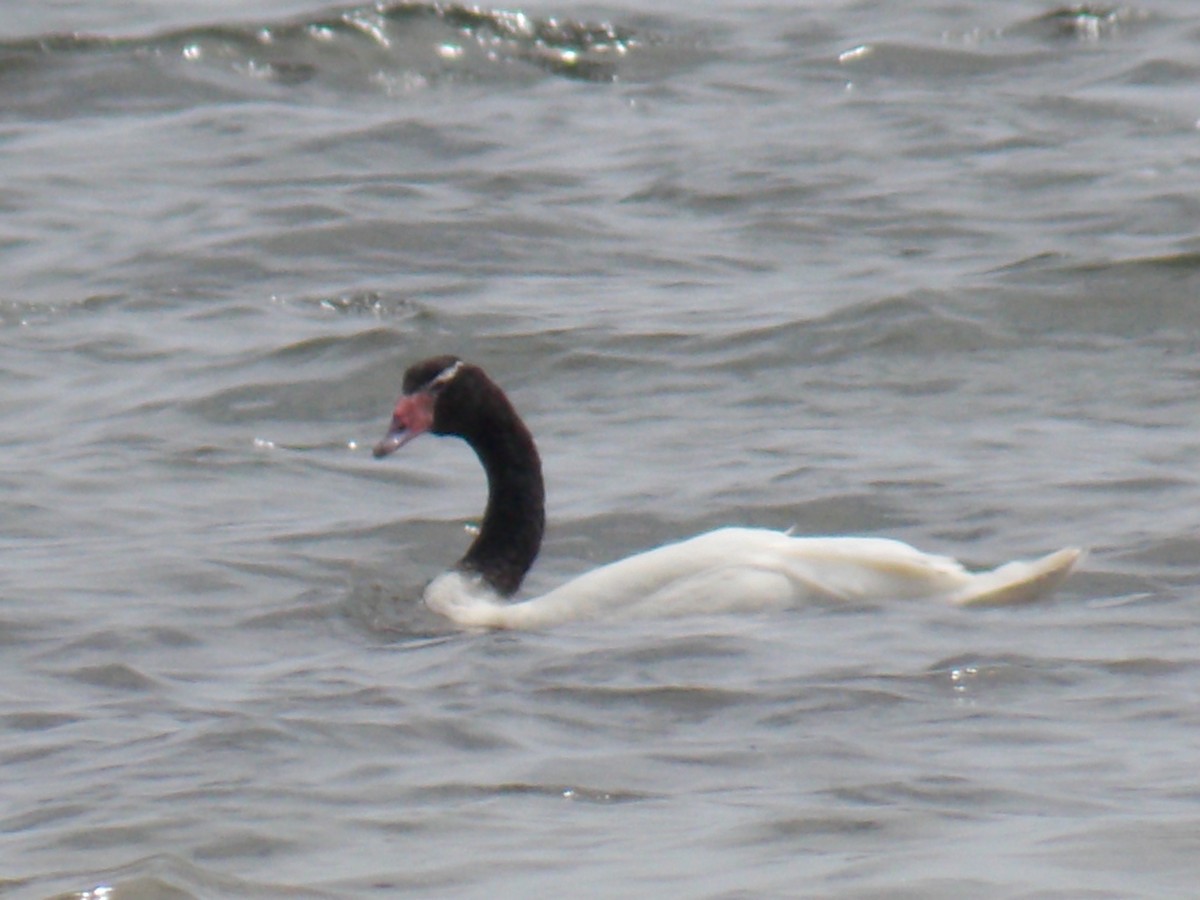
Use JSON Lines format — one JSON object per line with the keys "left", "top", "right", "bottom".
{"left": 373, "top": 355, "right": 1080, "bottom": 629}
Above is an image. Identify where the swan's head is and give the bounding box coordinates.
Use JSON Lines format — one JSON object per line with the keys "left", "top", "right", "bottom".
{"left": 372, "top": 354, "right": 544, "bottom": 597}
{"left": 373, "top": 355, "right": 465, "bottom": 458}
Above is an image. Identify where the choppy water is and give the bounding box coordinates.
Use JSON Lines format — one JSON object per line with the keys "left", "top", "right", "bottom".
{"left": 4, "top": 1, "right": 1200, "bottom": 896}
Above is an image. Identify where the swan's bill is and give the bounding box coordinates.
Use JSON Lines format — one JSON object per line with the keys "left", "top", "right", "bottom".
{"left": 373, "top": 391, "right": 436, "bottom": 458}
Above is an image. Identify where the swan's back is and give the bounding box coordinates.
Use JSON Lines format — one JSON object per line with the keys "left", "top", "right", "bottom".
{"left": 422, "top": 528, "right": 1081, "bottom": 629}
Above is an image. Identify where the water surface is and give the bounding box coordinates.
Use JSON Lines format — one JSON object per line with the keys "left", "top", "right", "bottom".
{"left": 3, "top": 1, "right": 1200, "bottom": 897}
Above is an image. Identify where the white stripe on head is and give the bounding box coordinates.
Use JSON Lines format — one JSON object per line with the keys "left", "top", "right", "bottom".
{"left": 428, "top": 359, "right": 464, "bottom": 391}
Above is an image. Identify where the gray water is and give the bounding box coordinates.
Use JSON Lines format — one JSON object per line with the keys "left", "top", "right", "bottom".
{"left": 3, "top": 0, "right": 1200, "bottom": 896}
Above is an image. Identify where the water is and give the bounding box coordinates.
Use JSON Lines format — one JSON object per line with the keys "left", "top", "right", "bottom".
{"left": 3, "top": 0, "right": 1200, "bottom": 896}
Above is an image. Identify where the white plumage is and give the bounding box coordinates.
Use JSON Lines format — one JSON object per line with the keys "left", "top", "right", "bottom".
{"left": 423, "top": 528, "right": 1081, "bottom": 629}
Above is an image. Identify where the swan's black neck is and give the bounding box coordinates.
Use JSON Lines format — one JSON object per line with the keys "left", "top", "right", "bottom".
{"left": 434, "top": 366, "right": 544, "bottom": 597}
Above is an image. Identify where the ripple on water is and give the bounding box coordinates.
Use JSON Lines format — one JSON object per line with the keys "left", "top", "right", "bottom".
{"left": 61, "top": 662, "right": 162, "bottom": 693}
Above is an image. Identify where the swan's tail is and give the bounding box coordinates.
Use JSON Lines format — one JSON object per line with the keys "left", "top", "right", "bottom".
{"left": 951, "top": 548, "right": 1083, "bottom": 607}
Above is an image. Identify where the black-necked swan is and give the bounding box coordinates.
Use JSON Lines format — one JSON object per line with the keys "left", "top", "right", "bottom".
{"left": 373, "top": 355, "right": 1080, "bottom": 629}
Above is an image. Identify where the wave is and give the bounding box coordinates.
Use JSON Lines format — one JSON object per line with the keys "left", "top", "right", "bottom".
{"left": 984, "top": 250, "right": 1200, "bottom": 338}
{"left": 1, "top": 1, "right": 653, "bottom": 117}
{"left": 1007, "top": 6, "right": 1151, "bottom": 42}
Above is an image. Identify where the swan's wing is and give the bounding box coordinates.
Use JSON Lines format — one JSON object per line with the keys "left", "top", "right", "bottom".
{"left": 696, "top": 530, "right": 1082, "bottom": 608}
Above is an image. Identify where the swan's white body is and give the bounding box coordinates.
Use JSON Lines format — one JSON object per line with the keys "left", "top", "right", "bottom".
{"left": 423, "top": 527, "right": 1081, "bottom": 630}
